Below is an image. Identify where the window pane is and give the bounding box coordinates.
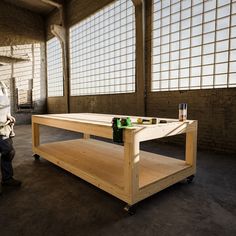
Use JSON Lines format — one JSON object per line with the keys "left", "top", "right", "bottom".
{"left": 180, "top": 68, "right": 189, "bottom": 78}
{"left": 204, "top": 0, "right": 216, "bottom": 11}
{"left": 202, "top": 75, "right": 213, "bottom": 86}
{"left": 191, "top": 67, "right": 201, "bottom": 76}
{"left": 203, "top": 43, "right": 215, "bottom": 54}
{"left": 191, "top": 46, "right": 202, "bottom": 57}
{"left": 191, "top": 56, "right": 201, "bottom": 67}
{"left": 216, "top": 28, "right": 229, "bottom": 41}
{"left": 217, "top": 17, "right": 230, "bottom": 30}
{"left": 192, "top": 25, "right": 202, "bottom": 36}
{"left": 215, "top": 74, "right": 227, "bottom": 86}
{"left": 190, "top": 77, "right": 201, "bottom": 88}
{"left": 180, "top": 58, "right": 189, "bottom": 68}
{"left": 231, "top": 38, "right": 236, "bottom": 49}
{"left": 171, "top": 2, "right": 180, "bottom": 14}
{"left": 192, "top": 4, "right": 203, "bottom": 16}
{"left": 215, "top": 52, "right": 228, "bottom": 63}
{"left": 202, "top": 65, "right": 214, "bottom": 75}
{"left": 215, "top": 63, "right": 228, "bottom": 74}
{"left": 204, "top": 21, "right": 215, "bottom": 33}
{"left": 216, "top": 40, "right": 229, "bottom": 52}
{"left": 231, "top": 15, "right": 236, "bottom": 26}
{"left": 230, "top": 62, "right": 236, "bottom": 73}
{"left": 170, "top": 70, "right": 179, "bottom": 79}
{"left": 203, "top": 54, "right": 214, "bottom": 65}
{"left": 217, "top": 5, "right": 230, "bottom": 18}
{"left": 230, "top": 50, "right": 236, "bottom": 61}
{"left": 192, "top": 14, "right": 202, "bottom": 26}
{"left": 192, "top": 35, "right": 202, "bottom": 46}
{"left": 170, "top": 60, "right": 179, "bottom": 70}
{"left": 218, "top": 0, "right": 230, "bottom": 7}
{"left": 161, "top": 62, "right": 169, "bottom": 71}
{"left": 203, "top": 32, "right": 215, "bottom": 44}
{"left": 229, "top": 73, "right": 236, "bottom": 86}
{"left": 170, "top": 41, "right": 180, "bottom": 51}
{"left": 170, "top": 79, "right": 178, "bottom": 89}
{"left": 180, "top": 78, "right": 189, "bottom": 88}
{"left": 204, "top": 10, "right": 216, "bottom": 22}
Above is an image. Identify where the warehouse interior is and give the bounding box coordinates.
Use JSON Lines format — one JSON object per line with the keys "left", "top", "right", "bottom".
{"left": 0, "top": 0, "right": 235, "bottom": 235}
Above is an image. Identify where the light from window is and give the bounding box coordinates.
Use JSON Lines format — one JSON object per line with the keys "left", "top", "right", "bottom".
{"left": 46, "top": 37, "right": 64, "bottom": 97}
{"left": 32, "top": 44, "right": 41, "bottom": 101}
{"left": 0, "top": 46, "right": 11, "bottom": 83}
{"left": 0, "top": 44, "right": 42, "bottom": 107}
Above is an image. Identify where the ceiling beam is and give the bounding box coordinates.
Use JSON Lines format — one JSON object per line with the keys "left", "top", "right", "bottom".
{"left": 41, "top": 0, "right": 62, "bottom": 9}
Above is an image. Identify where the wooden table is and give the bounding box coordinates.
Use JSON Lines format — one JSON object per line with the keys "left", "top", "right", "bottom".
{"left": 32, "top": 113, "right": 197, "bottom": 212}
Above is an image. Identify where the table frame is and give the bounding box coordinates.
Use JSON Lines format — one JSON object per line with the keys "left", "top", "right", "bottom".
{"left": 32, "top": 113, "right": 197, "bottom": 206}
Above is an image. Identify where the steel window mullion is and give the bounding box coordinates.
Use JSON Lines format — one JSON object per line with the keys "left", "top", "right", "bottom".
{"left": 227, "top": 0, "right": 233, "bottom": 88}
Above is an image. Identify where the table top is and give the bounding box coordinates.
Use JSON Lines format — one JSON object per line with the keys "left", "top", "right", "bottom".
{"left": 32, "top": 113, "right": 197, "bottom": 142}
{"left": 33, "top": 113, "right": 192, "bottom": 126}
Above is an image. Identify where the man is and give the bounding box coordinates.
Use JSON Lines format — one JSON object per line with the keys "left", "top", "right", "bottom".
{"left": 0, "top": 81, "right": 21, "bottom": 195}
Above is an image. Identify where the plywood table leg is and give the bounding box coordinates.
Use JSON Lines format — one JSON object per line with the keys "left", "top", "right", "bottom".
{"left": 32, "top": 122, "right": 40, "bottom": 149}
{"left": 124, "top": 131, "right": 140, "bottom": 205}
{"left": 185, "top": 122, "right": 198, "bottom": 173}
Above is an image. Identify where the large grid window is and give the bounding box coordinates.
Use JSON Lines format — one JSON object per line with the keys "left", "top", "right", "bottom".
{"left": 152, "top": 0, "right": 236, "bottom": 91}
{"left": 0, "top": 46, "right": 11, "bottom": 82}
{"left": 0, "top": 44, "right": 42, "bottom": 108}
{"left": 69, "top": 0, "right": 135, "bottom": 96}
{"left": 13, "top": 44, "right": 41, "bottom": 108}
{"left": 0, "top": 47, "right": 11, "bottom": 97}
{"left": 13, "top": 44, "right": 33, "bottom": 90}
{"left": 46, "top": 37, "right": 63, "bottom": 97}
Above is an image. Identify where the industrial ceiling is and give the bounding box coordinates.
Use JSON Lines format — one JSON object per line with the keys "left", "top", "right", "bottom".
{"left": 3, "top": 0, "right": 62, "bottom": 15}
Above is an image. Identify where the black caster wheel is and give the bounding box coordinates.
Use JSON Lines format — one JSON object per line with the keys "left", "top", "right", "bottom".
{"left": 124, "top": 204, "right": 136, "bottom": 215}
{"left": 33, "top": 154, "right": 40, "bottom": 160}
{"left": 186, "top": 175, "right": 195, "bottom": 184}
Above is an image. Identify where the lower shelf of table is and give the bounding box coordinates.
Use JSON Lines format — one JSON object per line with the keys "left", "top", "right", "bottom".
{"left": 34, "top": 139, "right": 191, "bottom": 190}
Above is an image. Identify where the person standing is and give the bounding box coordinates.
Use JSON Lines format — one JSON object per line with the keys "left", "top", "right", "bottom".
{"left": 0, "top": 81, "right": 21, "bottom": 195}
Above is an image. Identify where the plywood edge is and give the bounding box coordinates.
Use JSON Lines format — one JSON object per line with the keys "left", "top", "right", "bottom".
{"left": 32, "top": 115, "right": 113, "bottom": 139}
{"left": 135, "top": 166, "right": 195, "bottom": 204}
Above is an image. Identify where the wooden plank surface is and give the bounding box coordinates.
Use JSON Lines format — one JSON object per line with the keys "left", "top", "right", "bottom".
{"left": 32, "top": 115, "right": 114, "bottom": 140}
{"left": 33, "top": 112, "right": 196, "bottom": 127}
{"left": 35, "top": 139, "right": 191, "bottom": 189}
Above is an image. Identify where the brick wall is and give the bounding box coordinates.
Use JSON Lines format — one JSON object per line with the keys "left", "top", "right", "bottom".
{"left": 146, "top": 88, "right": 236, "bottom": 154}
{"left": 0, "top": 1, "right": 44, "bottom": 46}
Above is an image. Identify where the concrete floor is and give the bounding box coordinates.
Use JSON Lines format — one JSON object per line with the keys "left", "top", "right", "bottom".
{"left": 0, "top": 124, "right": 235, "bottom": 236}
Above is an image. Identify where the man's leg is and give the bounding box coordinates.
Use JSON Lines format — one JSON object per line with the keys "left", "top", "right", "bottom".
{"left": 0, "top": 138, "right": 14, "bottom": 181}
{"left": 0, "top": 138, "right": 21, "bottom": 186}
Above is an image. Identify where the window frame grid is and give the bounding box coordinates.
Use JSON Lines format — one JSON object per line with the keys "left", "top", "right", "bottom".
{"left": 46, "top": 37, "right": 64, "bottom": 97}
{"left": 151, "top": 0, "right": 236, "bottom": 92}
{"left": 69, "top": 0, "right": 135, "bottom": 96}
